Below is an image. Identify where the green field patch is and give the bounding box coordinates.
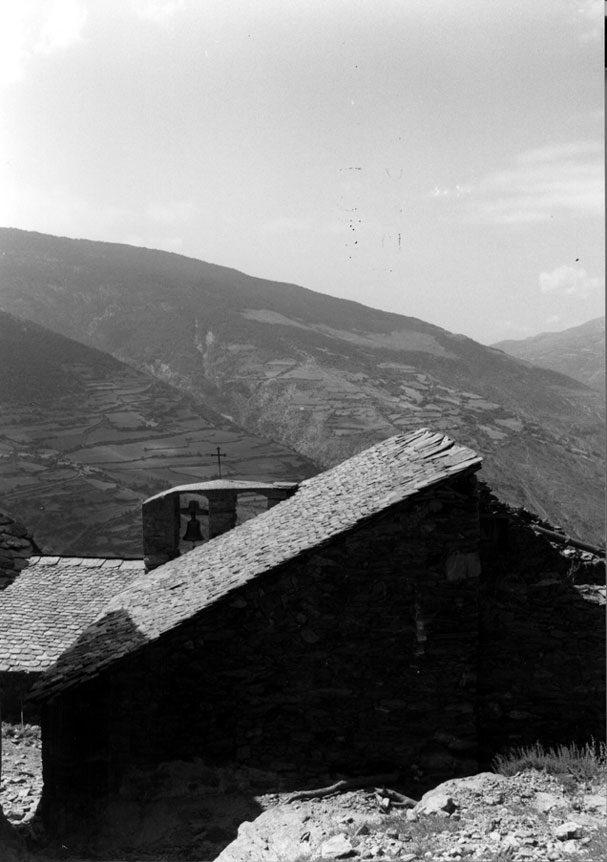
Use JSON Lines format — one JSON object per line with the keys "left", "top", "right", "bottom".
{"left": 18, "top": 462, "right": 46, "bottom": 472}
{"left": 84, "top": 426, "right": 143, "bottom": 445}
{"left": 1, "top": 430, "right": 37, "bottom": 443}
{"left": 114, "top": 489, "right": 142, "bottom": 502}
{"left": 107, "top": 411, "right": 150, "bottom": 429}
{"left": 155, "top": 416, "right": 214, "bottom": 432}
{"left": 75, "top": 501, "right": 123, "bottom": 521}
{"left": 496, "top": 417, "right": 524, "bottom": 431}
{"left": 66, "top": 447, "right": 127, "bottom": 464}
{"left": 229, "top": 459, "right": 296, "bottom": 478}
{"left": 141, "top": 436, "right": 192, "bottom": 450}
{"left": 45, "top": 436, "right": 89, "bottom": 451}
{"left": 400, "top": 386, "right": 424, "bottom": 402}
{"left": 109, "top": 456, "right": 206, "bottom": 472}
{"left": 6, "top": 422, "right": 64, "bottom": 435}
{"left": 0, "top": 475, "right": 40, "bottom": 492}
{"left": 332, "top": 422, "right": 371, "bottom": 432}
{"left": 86, "top": 478, "right": 117, "bottom": 490}
{"left": 393, "top": 415, "right": 423, "bottom": 425}
{"left": 71, "top": 440, "right": 195, "bottom": 463}
{"left": 433, "top": 418, "right": 458, "bottom": 430}
{"left": 479, "top": 424, "right": 508, "bottom": 440}
{"left": 378, "top": 362, "right": 417, "bottom": 371}
{"left": 165, "top": 468, "right": 219, "bottom": 483}
{"left": 467, "top": 399, "right": 501, "bottom": 411}
{"left": 46, "top": 424, "right": 93, "bottom": 438}
{"left": 167, "top": 465, "right": 223, "bottom": 480}
{"left": 34, "top": 468, "right": 78, "bottom": 483}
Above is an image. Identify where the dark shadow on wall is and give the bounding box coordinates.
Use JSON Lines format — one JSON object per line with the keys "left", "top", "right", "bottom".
{"left": 31, "top": 610, "right": 263, "bottom": 862}
{"left": 0, "top": 670, "right": 41, "bottom": 724}
{"left": 477, "top": 493, "right": 605, "bottom": 767}
{"left": 27, "top": 498, "right": 606, "bottom": 860}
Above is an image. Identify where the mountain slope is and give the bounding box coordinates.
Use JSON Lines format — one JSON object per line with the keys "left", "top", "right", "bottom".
{"left": 0, "top": 309, "right": 317, "bottom": 556}
{"left": 494, "top": 318, "right": 605, "bottom": 392}
{"left": 0, "top": 228, "right": 604, "bottom": 544}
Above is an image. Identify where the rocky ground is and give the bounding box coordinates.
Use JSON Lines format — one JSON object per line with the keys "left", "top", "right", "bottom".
{"left": 218, "top": 770, "right": 607, "bottom": 862}
{"left": 1, "top": 723, "right": 42, "bottom": 827}
{"left": 1, "top": 724, "right": 605, "bottom": 861}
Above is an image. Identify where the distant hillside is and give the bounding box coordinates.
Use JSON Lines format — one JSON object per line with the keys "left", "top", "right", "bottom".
{"left": 494, "top": 318, "right": 605, "bottom": 392}
{"left": 0, "top": 228, "right": 604, "bottom": 544}
{"left": 0, "top": 310, "right": 317, "bottom": 556}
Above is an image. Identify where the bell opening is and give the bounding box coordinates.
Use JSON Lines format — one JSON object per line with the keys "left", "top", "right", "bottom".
{"left": 180, "top": 498, "right": 207, "bottom": 549}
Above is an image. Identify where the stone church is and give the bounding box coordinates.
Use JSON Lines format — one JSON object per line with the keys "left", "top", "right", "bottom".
{"left": 1, "top": 429, "right": 604, "bottom": 848}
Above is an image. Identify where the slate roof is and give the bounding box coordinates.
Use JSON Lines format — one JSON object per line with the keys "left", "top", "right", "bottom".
{"left": 0, "top": 557, "right": 144, "bottom": 673}
{"left": 31, "top": 429, "right": 482, "bottom": 699}
{"left": 145, "top": 479, "right": 299, "bottom": 502}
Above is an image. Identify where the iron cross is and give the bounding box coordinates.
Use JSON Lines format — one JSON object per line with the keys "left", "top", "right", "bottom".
{"left": 207, "top": 445, "right": 227, "bottom": 478}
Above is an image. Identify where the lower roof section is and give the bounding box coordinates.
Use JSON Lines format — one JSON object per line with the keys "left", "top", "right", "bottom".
{"left": 0, "top": 557, "right": 144, "bottom": 673}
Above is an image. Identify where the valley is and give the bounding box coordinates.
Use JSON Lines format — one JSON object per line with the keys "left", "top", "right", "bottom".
{"left": 0, "top": 311, "right": 317, "bottom": 557}
{"left": 0, "top": 228, "right": 604, "bottom": 547}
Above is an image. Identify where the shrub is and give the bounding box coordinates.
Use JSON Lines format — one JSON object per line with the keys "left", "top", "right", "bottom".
{"left": 492, "top": 739, "right": 607, "bottom": 781}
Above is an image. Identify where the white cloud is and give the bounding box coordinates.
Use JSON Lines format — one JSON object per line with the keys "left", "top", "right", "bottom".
{"left": 570, "top": 0, "right": 603, "bottom": 43}
{"left": 0, "top": 180, "right": 187, "bottom": 254}
{"left": 539, "top": 265, "right": 602, "bottom": 298}
{"left": 545, "top": 314, "right": 561, "bottom": 326}
{"left": 132, "top": 0, "right": 186, "bottom": 23}
{"left": 0, "top": 0, "right": 86, "bottom": 85}
{"left": 430, "top": 184, "right": 471, "bottom": 199}
{"left": 516, "top": 140, "right": 601, "bottom": 165}
{"left": 34, "top": 0, "right": 87, "bottom": 55}
{"left": 145, "top": 200, "right": 200, "bottom": 225}
{"left": 0, "top": 179, "right": 128, "bottom": 238}
{"left": 260, "top": 217, "right": 312, "bottom": 234}
{"left": 0, "top": 4, "right": 30, "bottom": 84}
{"left": 495, "top": 320, "right": 534, "bottom": 337}
{"left": 458, "top": 140, "right": 603, "bottom": 225}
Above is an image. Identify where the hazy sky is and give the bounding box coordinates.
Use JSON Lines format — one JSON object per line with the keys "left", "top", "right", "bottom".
{"left": 0, "top": 0, "right": 603, "bottom": 343}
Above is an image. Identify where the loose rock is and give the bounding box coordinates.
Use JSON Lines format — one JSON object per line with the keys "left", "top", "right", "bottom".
{"left": 554, "top": 821, "right": 583, "bottom": 841}
{"left": 320, "top": 833, "right": 356, "bottom": 858}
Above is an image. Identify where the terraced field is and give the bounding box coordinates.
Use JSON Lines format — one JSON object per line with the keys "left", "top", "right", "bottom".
{"left": 0, "top": 312, "right": 317, "bottom": 556}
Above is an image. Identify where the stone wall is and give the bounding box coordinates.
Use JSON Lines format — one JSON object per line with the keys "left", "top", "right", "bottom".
{"left": 0, "top": 512, "right": 39, "bottom": 591}
{"left": 0, "top": 671, "right": 40, "bottom": 724}
{"left": 37, "top": 475, "right": 605, "bottom": 843}
{"left": 0, "top": 807, "right": 25, "bottom": 862}
{"left": 478, "top": 487, "right": 605, "bottom": 762}
{"left": 40, "top": 475, "right": 481, "bottom": 836}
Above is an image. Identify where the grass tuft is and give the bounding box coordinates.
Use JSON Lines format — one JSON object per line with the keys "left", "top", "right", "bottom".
{"left": 492, "top": 739, "right": 607, "bottom": 781}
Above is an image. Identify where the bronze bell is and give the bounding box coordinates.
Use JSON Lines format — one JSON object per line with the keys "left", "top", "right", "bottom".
{"left": 182, "top": 501, "right": 204, "bottom": 544}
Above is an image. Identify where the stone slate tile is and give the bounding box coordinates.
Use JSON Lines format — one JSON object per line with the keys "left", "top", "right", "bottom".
{"left": 0, "top": 557, "right": 145, "bottom": 672}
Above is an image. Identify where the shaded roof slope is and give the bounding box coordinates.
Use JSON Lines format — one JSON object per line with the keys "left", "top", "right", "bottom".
{"left": 0, "top": 557, "right": 144, "bottom": 673}
{"left": 32, "top": 429, "right": 481, "bottom": 699}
